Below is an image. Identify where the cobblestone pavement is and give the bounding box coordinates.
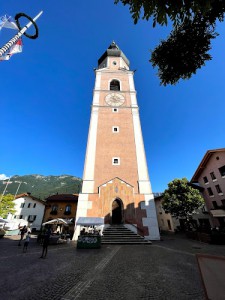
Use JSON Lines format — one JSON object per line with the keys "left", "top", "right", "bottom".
{"left": 0, "top": 233, "right": 225, "bottom": 300}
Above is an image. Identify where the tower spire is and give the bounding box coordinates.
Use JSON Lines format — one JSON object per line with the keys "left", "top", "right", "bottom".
{"left": 74, "top": 43, "right": 160, "bottom": 241}
{"left": 98, "top": 41, "right": 130, "bottom": 68}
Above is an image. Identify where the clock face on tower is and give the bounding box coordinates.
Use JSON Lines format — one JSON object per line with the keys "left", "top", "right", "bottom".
{"left": 105, "top": 93, "right": 125, "bottom": 107}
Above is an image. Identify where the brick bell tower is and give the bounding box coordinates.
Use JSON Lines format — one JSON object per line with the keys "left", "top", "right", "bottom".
{"left": 74, "top": 42, "right": 160, "bottom": 240}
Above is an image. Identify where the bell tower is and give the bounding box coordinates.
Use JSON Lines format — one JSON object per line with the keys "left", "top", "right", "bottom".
{"left": 75, "top": 42, "right": 160, "bottom": 240}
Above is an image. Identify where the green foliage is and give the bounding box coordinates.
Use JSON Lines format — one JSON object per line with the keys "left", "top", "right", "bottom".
{"left": 115, "top": 0, "right": 225, "bottom": 85}
{"left": 162, "top": 178, "right": 204, "bottom": 220}
{"left": 0, "top": 194, "right": 16, "bottom": 218}
{"left": 114, "top": 0, "right": 225, "bottom": 26}
{"left": 0, "top": 175, "right": 82, "bottom": 200}
{"left": 150, "top": 16, "right": 218, "bottom": 85}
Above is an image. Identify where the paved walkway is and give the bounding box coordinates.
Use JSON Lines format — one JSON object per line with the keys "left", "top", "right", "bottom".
{"left": 0, "top": 233, "right": 224, "bottom": 299}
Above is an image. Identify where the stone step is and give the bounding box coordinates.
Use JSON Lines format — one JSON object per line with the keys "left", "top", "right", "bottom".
{"left": 104, "top": 231, "right": 137, "bottom": 235}
{"left": 104, "top": 231, "right": 132, "bottom": 233}
{"left": 103, "top": 236, "right": 141, "bottom": 239}
{"left": 102, "top": 240, "right": 151, "bottom": 244}
{"left": 101, "top": 241, "right": 151, "bottom": 245}
{"left": 102, "top": 224, "right": 152, "bottom": 245}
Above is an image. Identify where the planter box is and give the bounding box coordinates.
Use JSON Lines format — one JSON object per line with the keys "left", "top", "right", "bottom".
{"left": 210, "top": 234, "right": 225, "bottom": 245}
{"left": 186, "top": 231, "right": 198, "bottom": 240}
{"left": 197, "top": 233, "right": 211, "bottom": 243}
{"left": 186, "top": 231, "right": 225, "bottom": 244}
{"left": 186, "top": 231, "right": 211, "bottom": 243}
{"left": 77, "top": 235, "right": 101, "bottom": 249}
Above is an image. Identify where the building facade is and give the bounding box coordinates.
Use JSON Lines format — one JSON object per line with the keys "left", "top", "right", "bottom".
{"left": 154, "top": 193, "right": 210, "bottom": 233}
{"left": 154, "top": 195, "right": 176, "bottom": 232}
{"left": 74, "top": 42, "right": 159, "bottom": 240}
{"left": 191, "top": 148, "right": 225, "bottom": 228}
{"left": 8, "top": 193, "right": 45, "bottom": 230}
{"left": 43, "top": 194, "right": 78, "bottom": 223}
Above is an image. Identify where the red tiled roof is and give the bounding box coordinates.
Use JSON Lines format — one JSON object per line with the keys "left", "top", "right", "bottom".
{"left": 15, "top": 193, "right": 45, "bottom": 204}
{"left": 45, "top": 194, "right": 78, "bottom": 202}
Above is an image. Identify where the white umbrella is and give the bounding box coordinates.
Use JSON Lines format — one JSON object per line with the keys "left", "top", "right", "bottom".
{"left": 0, "top": 218, "right": 9, "bottom": 223}
{"left": 42, "top": 218, "right": 68, "bottom": 226}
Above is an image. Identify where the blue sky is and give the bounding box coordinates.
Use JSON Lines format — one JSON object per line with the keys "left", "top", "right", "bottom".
{"left": 1, "top": 1, "right": 225, "bottom": 193}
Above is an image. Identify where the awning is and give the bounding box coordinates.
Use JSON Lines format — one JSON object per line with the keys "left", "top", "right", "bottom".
{"left": 42, "top": 218, "right": 68, "bottom": 225}
{"left": 76, "top": 217, "right": 104, "bottom": 226}
{"left": 210, "top": 210, "right": 225, "bottom": 217}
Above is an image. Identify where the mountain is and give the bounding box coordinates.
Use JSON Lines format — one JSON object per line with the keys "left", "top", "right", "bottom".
{"left": 0, "top": 175, "right": 82, "bottom": 200}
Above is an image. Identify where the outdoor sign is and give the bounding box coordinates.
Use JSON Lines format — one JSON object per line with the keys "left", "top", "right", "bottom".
{"left": 77, "top": 235, "right": 101, "bottom": 249}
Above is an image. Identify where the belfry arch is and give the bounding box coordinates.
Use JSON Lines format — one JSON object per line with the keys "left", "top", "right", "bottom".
{"left": 110, "top": 79, "right": 120, "bottom": 91}
{"left": 111, "top": 198, "right": 124, "bottom": 224}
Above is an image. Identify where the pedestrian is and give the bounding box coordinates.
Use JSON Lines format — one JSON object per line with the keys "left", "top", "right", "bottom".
{"left": 23, "top": 232, "right": 30, "bottom": 253}
{"left": 40, "top": 227, "right": 51, "bottom": 258}
{"left": 18, "top": 225, "right": 27, "bottom": 246}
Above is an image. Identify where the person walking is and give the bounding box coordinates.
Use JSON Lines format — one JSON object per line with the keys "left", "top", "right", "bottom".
{"left": 23, "top": 232, "right": 30, "bottom": 253}
{"left": 18, "top": 225, "right": 27, "bottom": 246}
{"left": 40, "top": 227, "right": 51, "bottom": 258}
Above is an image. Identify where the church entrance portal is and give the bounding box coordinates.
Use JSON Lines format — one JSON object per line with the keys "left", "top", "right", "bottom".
{"left": 112, "top": 199, "right": 123, "bottom": 224}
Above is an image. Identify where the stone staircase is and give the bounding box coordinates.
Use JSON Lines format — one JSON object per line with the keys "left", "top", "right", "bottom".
{"left": 101, "top": 224, "right": 152, "bottom": 245}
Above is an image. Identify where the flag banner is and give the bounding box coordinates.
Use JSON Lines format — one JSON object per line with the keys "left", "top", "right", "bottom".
{"left": 2, "top": 181, "right": 13, "bottom": 184}
{"left": 0, "top": 15, "right": 18, "bottom": 30}
{"left": 0, "top": 38, "right": 23, "bottom": 61}
{"left": 0, "top": 54, "right": 11, "bottom": 61}
{"left": 9, "top": 38, "right": 23, "bottom": 54}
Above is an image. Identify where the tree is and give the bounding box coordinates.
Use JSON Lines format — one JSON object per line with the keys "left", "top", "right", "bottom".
{"left": 162, "top": 178, "right": 204, "bottom": 222}
{"left": 115, "top": 0, "right": 225, "bottom": 85}
{"left": 114, "top": 1, "right": 225, "bottom": 26}
{"left": 0, "top": 194, "right": 16, "bottom": 218}
{"left": 150, "top": 16, "right": 218, "bottom": 85}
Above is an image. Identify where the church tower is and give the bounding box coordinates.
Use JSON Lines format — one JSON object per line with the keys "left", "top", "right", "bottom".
{"left": 75, "top": 42, "right": 160, "bottom": 240}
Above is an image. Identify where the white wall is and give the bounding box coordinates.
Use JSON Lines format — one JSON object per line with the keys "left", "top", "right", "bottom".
{"left": 10, "top": 196, "right": 45, "bottom": 230}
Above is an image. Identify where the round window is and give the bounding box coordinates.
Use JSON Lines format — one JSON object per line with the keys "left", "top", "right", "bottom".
{"left": 113, "top": 61, "right": 117, "bottom": 65}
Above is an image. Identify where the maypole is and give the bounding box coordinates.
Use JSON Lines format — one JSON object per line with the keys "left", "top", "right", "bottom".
{"left": 0, "top": 11, "right": 43, "bottom": 58}
{"left": 0, "top": 177, "right": 12, "bottom": 202}
{"left": 14, "top": 182, "right": 22, "bottom": 200}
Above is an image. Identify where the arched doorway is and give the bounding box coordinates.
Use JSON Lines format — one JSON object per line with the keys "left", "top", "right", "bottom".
{"left": 112, "top": 198, "right": 123, "bottom": 224}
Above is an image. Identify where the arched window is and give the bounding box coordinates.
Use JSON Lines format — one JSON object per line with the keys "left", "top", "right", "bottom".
{"left": 110, "top": 80, "right": 120, "bottom": 91}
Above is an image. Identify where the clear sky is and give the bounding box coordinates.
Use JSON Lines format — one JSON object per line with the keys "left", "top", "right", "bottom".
{"left": 1, "top": 1, "right": 225, "bottom": 193}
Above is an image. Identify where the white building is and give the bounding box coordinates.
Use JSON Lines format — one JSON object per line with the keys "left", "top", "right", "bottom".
{"left": 8, "top": 193, "right": 45, "bottom": 231}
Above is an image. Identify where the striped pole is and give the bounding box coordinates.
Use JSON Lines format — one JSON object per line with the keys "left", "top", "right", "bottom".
{"left": 0, "top": 11, "right": 43, "bottom": 57}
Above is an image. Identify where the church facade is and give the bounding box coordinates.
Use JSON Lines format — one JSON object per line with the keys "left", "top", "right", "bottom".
{"left": 75, "top": 42, "right": 159, "bottom": 240}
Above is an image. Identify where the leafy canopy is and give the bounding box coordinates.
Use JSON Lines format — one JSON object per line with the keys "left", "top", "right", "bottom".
{"left": 162, "top": 178, "right": 204, "bottom": 219}
{"left": 114, "top": 0, "right": 225, "bottom": 26}
{"left": 115, "top": 0, "right": 225, "bottom": 85}
{"left": 150, "top": 16, "right": 218, "bottom": 85}
{"left": 0, "top": 193, "right": 16, "bottom": 218}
